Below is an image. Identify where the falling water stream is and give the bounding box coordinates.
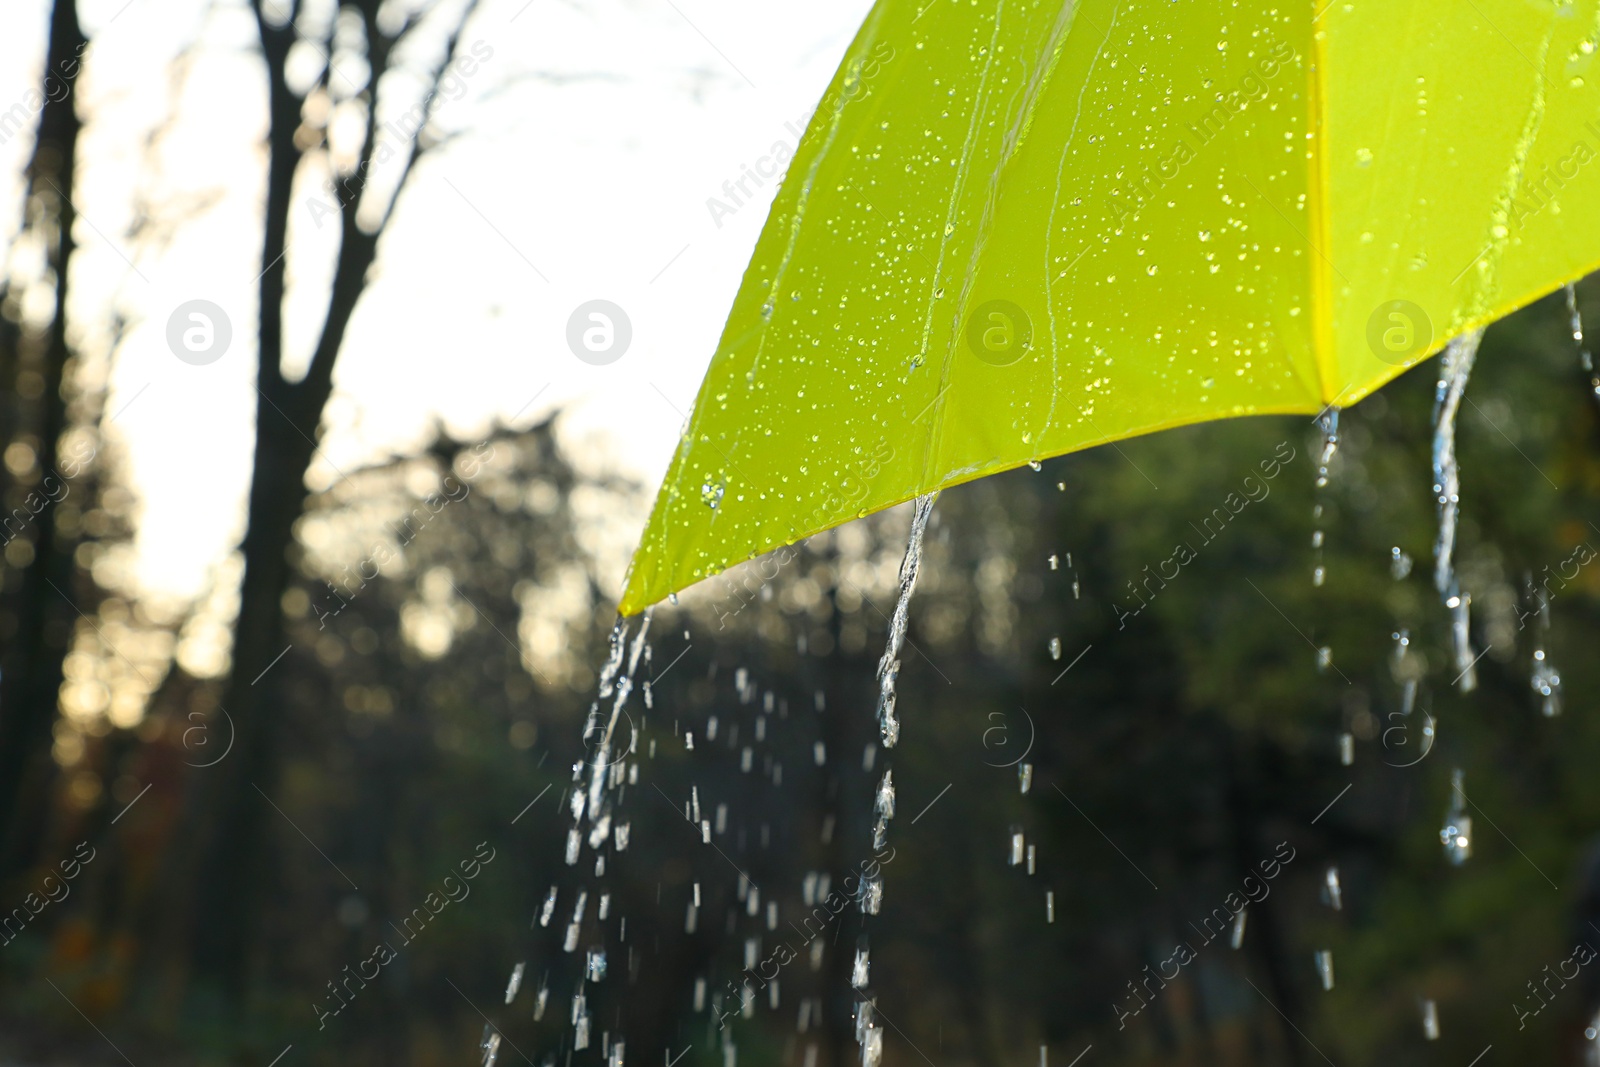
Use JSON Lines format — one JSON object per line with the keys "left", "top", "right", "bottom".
{"left": 856, "top": 492, "right": 938, "bottom": 1067}
{"left": 1432, "top": 330, "right": 1483, "bottom": 691}
{"left": 1529, "top": 578, "right": 1563, "bottom": 717}
{"left": 1566, "top": 282, "right": 1600, "bottom": 406}
{"left": 1312, "top": 409, "right": 1340, "bottom": 587}
{"left": 872, "top": 494, "right": 939, "bottom": 751}
{"left": 508, "top": 608, "right": 658, "bottom": 1067}
{"left": 506, "top": 312, "right": 1600, "bottom": 1064}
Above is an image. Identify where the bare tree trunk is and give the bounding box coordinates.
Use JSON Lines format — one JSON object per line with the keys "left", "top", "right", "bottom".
{"left": 0, "top": 0, "right": 87, "bottom": 880}
{"left": 185, "top": 0, "right": 482, "bottom": 995}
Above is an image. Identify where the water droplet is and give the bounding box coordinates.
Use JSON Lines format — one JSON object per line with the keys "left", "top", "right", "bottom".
{"left": 1441, "top": 768, "right": 1472, "bottom": 864}
{"left": 1315, "top": 950, "right": 1335, "bottom": 990}
{"left": 851, "top": 947, "right": 871, "bottom": 988}
{"left": 504, "top": 962, "right": 525, "bottom": 1004}
{"left": 1314, "top": 408, "right": 1339, "bottom": 489}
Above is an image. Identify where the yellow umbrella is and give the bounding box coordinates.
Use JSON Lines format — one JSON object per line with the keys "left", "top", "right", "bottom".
{"left": 620, "top": 0, "right": 1600, "bottom": 615}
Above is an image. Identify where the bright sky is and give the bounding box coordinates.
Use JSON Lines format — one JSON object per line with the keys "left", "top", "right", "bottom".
{"left": 0, "top": 0, "right": 874, "bottom": 605}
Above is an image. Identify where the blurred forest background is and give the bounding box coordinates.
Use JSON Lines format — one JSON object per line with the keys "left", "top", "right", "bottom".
{"left": 8, "top": 1, "right": 1600, "bottom": 1067}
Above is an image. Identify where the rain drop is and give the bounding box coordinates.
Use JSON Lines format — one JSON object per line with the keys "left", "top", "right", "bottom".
{"left": 1441, "top": 768, "right": 1472, "bottom": 864}
{"left": 1315, "top": 950, "right": 1335, "bottom": 990}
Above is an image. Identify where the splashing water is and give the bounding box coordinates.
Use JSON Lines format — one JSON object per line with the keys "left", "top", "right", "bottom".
{"left": 1441, "top": 768, "right": 1473, "bottom": 865}
{"left": 873, "top": 494, "right": 938, "bottom": 749}
{"left": 1315, "top": 950, "right": 1335, "bottom": 991}
{"left": 1566, "top": 283, "right": 1600, "bottom": 405}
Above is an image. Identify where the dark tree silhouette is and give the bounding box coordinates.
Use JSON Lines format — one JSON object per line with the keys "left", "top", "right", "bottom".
{"left": 187, "top": 0, "right": 485, "bottom": 994}
{"left": 0, "top": 0, "right": 88, "bottom": 879}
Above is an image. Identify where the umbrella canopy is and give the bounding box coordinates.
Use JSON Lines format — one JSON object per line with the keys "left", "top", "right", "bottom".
{"left": 620, "top": 0, "right": 1600, "bottom": 615}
